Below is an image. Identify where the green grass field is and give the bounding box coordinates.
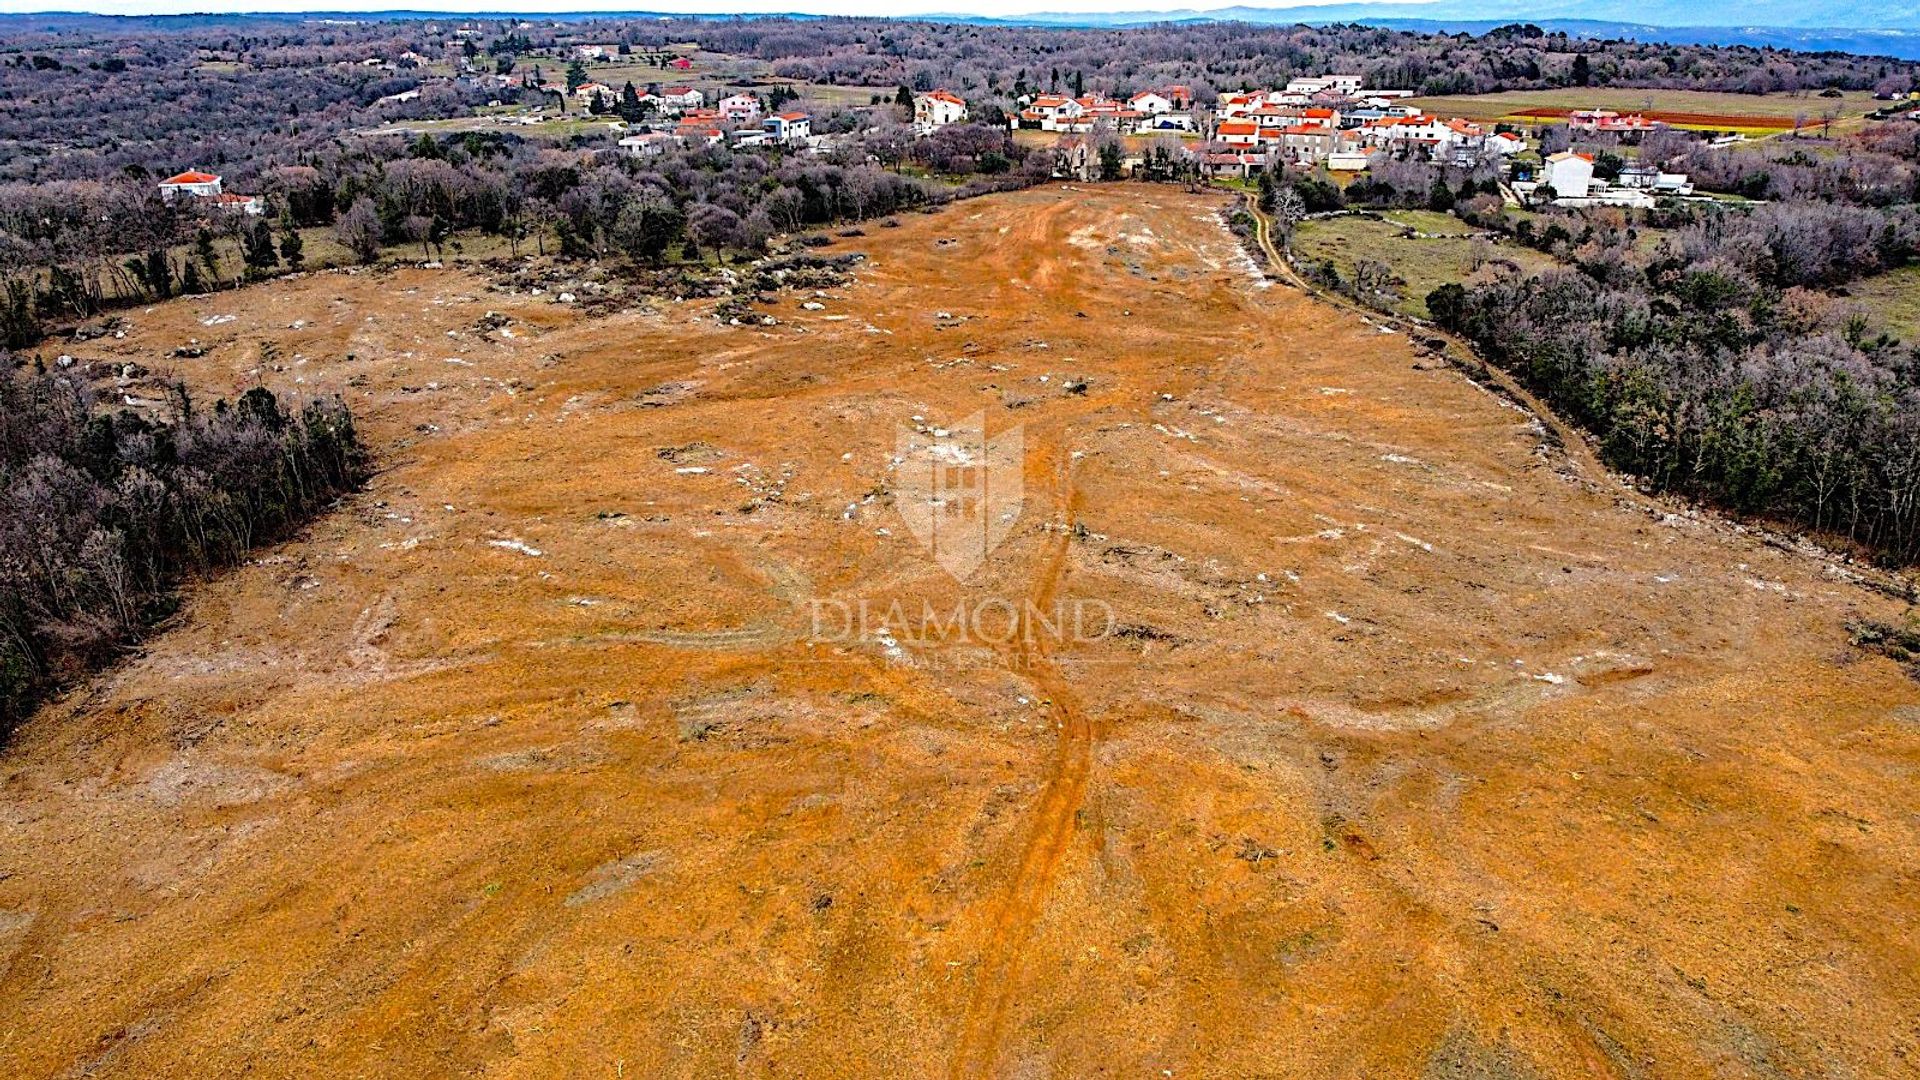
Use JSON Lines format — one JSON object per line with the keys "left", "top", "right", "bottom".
{"left": 1291, "top": 211, "right": 1560, "bottom": 320}
{"left": 1850, "top": 265, "right": 1920, "bottom": 346}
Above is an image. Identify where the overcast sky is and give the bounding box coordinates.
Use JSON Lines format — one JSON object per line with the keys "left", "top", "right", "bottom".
{"left": 2, "top": 0, "right": 1297, "bottom": 17}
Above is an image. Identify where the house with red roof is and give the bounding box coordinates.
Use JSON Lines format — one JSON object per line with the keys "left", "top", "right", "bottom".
{"left": 157, "top": 171, "right": 263, "bottom": 215}
{"left": 914, "top": 89, "right": 968, "bottom": 132}
{"left": 763, "top": 111, "right": 811, "bottom": 143}
{"left": 158, "top": 170, "right": 223, "bottom": 199}
{"left": 1215, "top": 121, "right": 1267, "bottom": 148}
{"left": 1542, "top": 150, "right": 1596, "bottom": 198}
{"left": 661, "top": 86, "right": 704, "bottom": 112}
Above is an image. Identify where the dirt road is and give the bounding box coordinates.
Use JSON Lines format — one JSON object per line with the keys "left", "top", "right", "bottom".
{"left": 3, "top": 185, "right": 1918, "bottom": 1077}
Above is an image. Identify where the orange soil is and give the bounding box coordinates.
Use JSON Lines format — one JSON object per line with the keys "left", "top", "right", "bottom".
{"left": 2, "top": 185, "right": 1918, "bottom": 1077}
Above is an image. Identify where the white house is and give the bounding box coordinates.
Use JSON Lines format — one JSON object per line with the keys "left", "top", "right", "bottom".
{"left": 1017, "top": 94, "right": 1086, "bottom": 131}
{"left": 1137, "top": 112, "right": 1196, "bottom": 132}
{"left": 1129, "top": 90, "right": 1174, "bottom": 115}
{"left": 661, "top": 86, "right": 705, "bottom": 112}
{"left": 675, "top": 125, "right": 726, "bottom": 148}
{"left": 1617, "top": 163, "right": 1694, "bottom": 194}
{"left": 619, "top": 132, "right": 676, "bottom": 157}
{"left": 572, "top": 81, "right": 613, "bottom": 101}
{"left": 158, "top": 171, "right": 263, "bottom": 214}
{"left": 914, "top": 89, "right": 968, "bottom": 132}
{"left": 1284, "top": 74, "right": 1365, "bottom": 96}
{"left": 718, "top": 93, "right": 761, "bottom": 121}
{"left": 159, "top": 170, "right": 224, "bottom": 198}
{"left": 1214, "top": 121, "right": 1266, "bottom": 148}
{"left": 1541, "top": 151, "right": 1596, "bottom": 199}
{"left": 764, "top": 111, "right": 811, "bottom": 143}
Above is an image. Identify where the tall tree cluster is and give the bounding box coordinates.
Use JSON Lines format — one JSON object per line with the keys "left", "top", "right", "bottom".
{"left": 0, "top": 366, "right": 367, "bottom": 728}
{"left": 1419, "top": 125, "right": 1920, "bottom": 561}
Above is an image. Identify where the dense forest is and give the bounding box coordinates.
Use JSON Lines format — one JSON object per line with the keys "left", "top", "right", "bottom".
{"left": 0, "top": 366, "right": 367, "bottom": 728}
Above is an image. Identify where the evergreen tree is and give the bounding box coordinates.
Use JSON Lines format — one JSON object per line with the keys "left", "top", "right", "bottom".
{"left": 278, "top": 213, "right": 305, "bottom": 270}
{"left": 242, "top": 218, "right": 280, "bottom": 277}
{"left": 143, "top": 249, "right": 173, "bottom": 299}
{"left": 195, "top": 228, "right": 221, "bottom": 286}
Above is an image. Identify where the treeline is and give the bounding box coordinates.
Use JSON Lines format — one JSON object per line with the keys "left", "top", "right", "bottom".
{"left": 675, "top": 17, "right": 1920, "bottom": 101}
{"left": 1411, "top": 128, "right": 1920, "bottom": 560}
{"left": 0, "top": 122, "right": 1041, "bottom": 346}
{"left": 0, "top": 364, "right": 367, "bottom": 729}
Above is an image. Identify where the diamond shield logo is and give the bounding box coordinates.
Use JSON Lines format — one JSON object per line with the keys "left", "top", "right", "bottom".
{"left": 894, "top": 413, "right": 1024, "bottom": 581}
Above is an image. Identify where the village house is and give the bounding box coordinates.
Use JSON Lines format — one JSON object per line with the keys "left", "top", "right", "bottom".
{"left": 718, "top": 93, "right": 761, "bottom": 121}
{"left": 674, "top": 125, "right": 725, "bottom": 148}
{"left": 619, "top": 132, "right": 676, "bottom": 157}
{"left": 1541, "top": 151, "right": 1596, "bottom": 199}
{"left": 1294, "top": 107, "right": 1340, "bottom": 129}
{"left": 1327, "top": 148, "right": 1374, "bottom": 171}
{"left": 1569, "top": 109, "right": 1663, "bottom": 134}
{"left": 1216, "top": 93, "right": 1263, "bottom": 120}
{"left": 157, "top": 171, "right": 264, "bottom": 214}
{"left": 1195, "top": 150, "right": 1271, "bottom": 179}
{"left": 1285, "top": 74, "right": 1365, "bottom": 96}
{"left": 1137, "top": 111, "right": 1196, "bottom": 132}
{"left": 158, "top": 170, "right": 223, "bottom": 198}
{"left": 1359, "top": 114, "right": 1450, "bottom": 153}
{"left": 914, "top": 90, "right": 968, "bottom": 133}
{"left": 1017, "top": 94, "right": 1085, "bottom": 131}
{"left": 1616, "top": 162, "right": 1695, "bottom": 194}
{"left": 661, "top": 86, "right": 705, "bottom": 112}
{"left": 764, "top": 111, "right": 811, "bottom": 143}
{"left": 1214, "top": 121, "right": 1268, "bottom": 148}
{"left": 1129, "top": 90, "right": 1174, "bottom": 115}
{"left": 1274, "top": 124, "right": 1337, "bottom": 164}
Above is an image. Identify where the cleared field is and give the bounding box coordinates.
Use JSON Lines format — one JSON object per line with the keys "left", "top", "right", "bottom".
{"left": 3, "top": 186, "right": 1918, "bottom": 1078}
{"left": 1407, "top": 87, "right": 1881, "bottom": 135}
{"left": 359, "top": 111, "right": 627, "bottom": 140}
{"left": 560, "top": 49, "right": 887, "bottom": 110}
{"left": 1292, "top": 209, "right": 1560, "bottom": 319}
{"left": 1850, "top": 263, "right": 1920, "bottom": 344}
{"left": 1012, "top": 128, "right": 1198, "bottom": 153}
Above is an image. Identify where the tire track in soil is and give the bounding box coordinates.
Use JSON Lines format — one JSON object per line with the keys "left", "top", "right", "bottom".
{"left": 950, "top": 440, "right": 1091, "bottom": 1080}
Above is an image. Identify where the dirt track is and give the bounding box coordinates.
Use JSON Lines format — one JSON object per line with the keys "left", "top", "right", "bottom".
{"left": 3, "top": 184, "right": 1919, "bottom": 1078}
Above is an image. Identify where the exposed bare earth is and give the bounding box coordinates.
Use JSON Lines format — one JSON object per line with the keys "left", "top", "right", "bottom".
{"left": 4, "top": 185, "right": 1919, "bottom": 1078}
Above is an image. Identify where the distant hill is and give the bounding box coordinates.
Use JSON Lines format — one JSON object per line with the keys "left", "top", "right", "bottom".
{"left": 930, "top": 8, "right": 1920, "bottom": 59}
{"left": 975, "top": 2, "right": 1920, "bottom": 33}
{"left": 3, "top": 5, "right": 1918, "bottom": 59}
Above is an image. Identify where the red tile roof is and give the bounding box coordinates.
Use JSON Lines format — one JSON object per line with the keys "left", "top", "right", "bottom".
{"left": 161, "top": 170, "right": 220, "bottom": 185}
